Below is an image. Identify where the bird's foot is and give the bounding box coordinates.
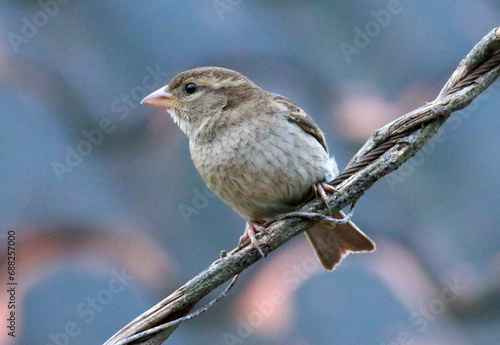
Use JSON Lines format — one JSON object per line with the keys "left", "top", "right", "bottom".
{"left": 313, "top": 182, "right": 339, "bottom": 213}
{"left": 238, "top": 221, "right": 267, "bottom": 257}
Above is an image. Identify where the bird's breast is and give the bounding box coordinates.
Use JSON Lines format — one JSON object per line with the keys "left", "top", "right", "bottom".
{"left": 189, "top": 119, "right": 334, "bottom": 221}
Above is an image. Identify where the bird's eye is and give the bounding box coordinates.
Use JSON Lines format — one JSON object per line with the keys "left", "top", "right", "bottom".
{"left": 184, "top": 83, "right": 199, "bottom": 94}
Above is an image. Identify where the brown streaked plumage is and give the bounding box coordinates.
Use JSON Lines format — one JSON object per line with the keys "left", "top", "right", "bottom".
{"left": 141, "top": 66, "right": 375, "bottom": 270}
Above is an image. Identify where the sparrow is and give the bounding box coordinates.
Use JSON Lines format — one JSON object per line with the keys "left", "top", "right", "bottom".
{"left": 141, "top": 67, "right": 375, "bottom": 270}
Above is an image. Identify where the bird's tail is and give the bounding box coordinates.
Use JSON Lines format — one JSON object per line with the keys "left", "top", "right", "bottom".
{"left": 305, "top": 211, "right": 375, "bottom": 270}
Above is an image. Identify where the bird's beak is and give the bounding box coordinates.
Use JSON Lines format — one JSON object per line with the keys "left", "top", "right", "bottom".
{"left": 141, "top": 87, "right": 177, "bottom": 109}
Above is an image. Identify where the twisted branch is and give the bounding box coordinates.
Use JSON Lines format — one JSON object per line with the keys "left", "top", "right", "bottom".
{"left": 103, "top": 27, "right": 500, "bottom": 345}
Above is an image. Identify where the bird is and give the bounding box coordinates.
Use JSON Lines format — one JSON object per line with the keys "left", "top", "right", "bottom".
{"left": 141, "top": 66, "right": 375, "bottom": 270}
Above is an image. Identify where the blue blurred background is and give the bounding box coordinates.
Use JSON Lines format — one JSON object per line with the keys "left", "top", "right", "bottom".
{"left": 1, "top": 1, "right": 500, "bottom": 344}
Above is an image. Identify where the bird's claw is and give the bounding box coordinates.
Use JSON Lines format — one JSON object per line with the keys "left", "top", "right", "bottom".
{"left": 238, "top": 221, "right": 267, "bottom": 257}
{"left": 313, "top": 182, "right": 339, "bottom": 214}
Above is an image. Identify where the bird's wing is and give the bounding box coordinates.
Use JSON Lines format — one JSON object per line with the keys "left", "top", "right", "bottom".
{"left": 273, "top": 95, "right": 329, "bottom": 154}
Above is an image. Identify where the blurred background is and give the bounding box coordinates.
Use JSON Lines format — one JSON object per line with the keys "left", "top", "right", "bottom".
{"left": 1, "top": 1, "right": 500, "bottom": 344}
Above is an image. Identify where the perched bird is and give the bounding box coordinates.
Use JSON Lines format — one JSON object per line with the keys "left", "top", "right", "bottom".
{"left": 141, "top": 67, "right": 375, "bottom": 270}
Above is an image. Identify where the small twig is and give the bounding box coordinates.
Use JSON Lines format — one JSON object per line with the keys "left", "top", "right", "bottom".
{"left": 115, "top": 274, "right": 240, "bottom": 345}
{"left": 263, "top": 204, "right": 356, "bottom": 227}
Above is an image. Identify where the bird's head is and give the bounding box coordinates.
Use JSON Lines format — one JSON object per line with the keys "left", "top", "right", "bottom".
{"left": 141, "top": 67, "right": 259, "bottom": 139}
